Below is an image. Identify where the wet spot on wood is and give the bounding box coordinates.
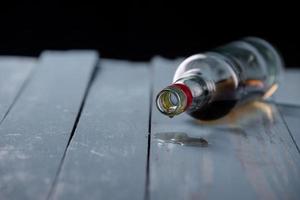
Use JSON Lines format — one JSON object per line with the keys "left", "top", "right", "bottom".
{"left": 154, "top": 132, "right": 208, "bottom": 147}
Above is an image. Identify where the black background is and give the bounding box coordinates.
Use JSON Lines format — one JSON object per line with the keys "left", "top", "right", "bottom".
{"left": 0, "top": 1, "right": 299, "bottom": 67}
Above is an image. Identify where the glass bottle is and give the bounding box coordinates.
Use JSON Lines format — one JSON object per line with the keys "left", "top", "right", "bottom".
{"left": 156, "top": 37, "right": 284, "bottom": 120}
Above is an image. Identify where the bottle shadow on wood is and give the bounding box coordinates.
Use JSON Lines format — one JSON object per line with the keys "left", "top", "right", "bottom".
{"left": 154, "top": 101, "right": 276, "bottom": 147}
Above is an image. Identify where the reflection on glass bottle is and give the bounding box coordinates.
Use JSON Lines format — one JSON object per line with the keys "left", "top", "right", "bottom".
{"left": 156, "top": 37, "right": 284, "bottom": 120}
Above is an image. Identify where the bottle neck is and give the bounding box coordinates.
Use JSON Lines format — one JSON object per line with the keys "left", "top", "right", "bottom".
{"left": 156, "top": 74, "right": 212, "bottom": 118}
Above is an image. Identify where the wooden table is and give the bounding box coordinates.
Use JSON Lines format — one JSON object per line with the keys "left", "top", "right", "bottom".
{"left": 0, "top": 51, "right": 299, "bottom": 200}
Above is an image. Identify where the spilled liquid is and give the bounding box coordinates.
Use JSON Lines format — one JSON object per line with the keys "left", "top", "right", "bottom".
{"left": 188, "top": 78, "right": 269, "bottom": 120}
{"left": 154, "top": 132, "right": 208, "bottom": 147}
{"left": 196, "top": 101, "right": 274, "bottom": 126}
{"left": 189, "top": 100, "right": 238, "bottom": 120}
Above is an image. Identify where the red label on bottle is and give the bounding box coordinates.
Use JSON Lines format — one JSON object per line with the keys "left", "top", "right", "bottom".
{"left": 172, "top": 83, "right": 193, "bottom": 109}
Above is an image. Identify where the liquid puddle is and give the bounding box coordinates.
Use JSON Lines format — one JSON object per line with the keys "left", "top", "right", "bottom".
{"left": 154, "top": 132, "right": 208, "bottom": 147}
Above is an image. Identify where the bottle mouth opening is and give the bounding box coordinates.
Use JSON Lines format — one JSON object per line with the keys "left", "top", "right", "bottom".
{"left": 156, "top": 89, "right": 181, "bottom": 116}
{"left": 156, "top": 84, "right": 191, "bottom": 117}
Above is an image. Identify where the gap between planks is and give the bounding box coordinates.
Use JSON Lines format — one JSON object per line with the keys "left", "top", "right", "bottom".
{"left": 144, "top": 64, "right": 154, "bottom": 200}
{"left": 276, "top": 103, "right": 300, "bottom": 155}
{"left": 0, "top": 62, "right": 36, "bottom": 125}
{"left": 46, "top": 59, "right": 100, "bottom": 200}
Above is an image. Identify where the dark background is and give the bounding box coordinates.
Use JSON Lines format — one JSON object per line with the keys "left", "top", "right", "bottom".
{"left": 0, "top": 1, "right": 299, "bottom": 67}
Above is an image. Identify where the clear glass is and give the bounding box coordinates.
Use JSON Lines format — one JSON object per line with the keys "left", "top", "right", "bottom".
{"left": 156, "top": 37, "right": 284, "bottom": 120}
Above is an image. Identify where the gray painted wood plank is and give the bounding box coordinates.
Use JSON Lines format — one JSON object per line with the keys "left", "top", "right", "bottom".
{"left": 0, "top": 51, "right": 98, "bottom": 200}
{"left": 274, "top": 69, "right": 300, "bottom": 106}
{"left": 277, "top": 105, "right": 300, "bottom": 151}
{"left": 149, "top": 57, "right": 300, "bottom": 200}
{"left": 50, "top": 59, "right": 151, "bottom": 200}
{"left": 0, "top": 57, "right": 36, "bottom": 122}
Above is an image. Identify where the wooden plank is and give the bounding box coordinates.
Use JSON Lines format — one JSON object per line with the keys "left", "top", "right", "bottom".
{"left": 0, "top": 51, "right": 98, "bottom": 200}
{"left": 0, "top": 57, "right": 36, "bottom": 122}
{"left": 277, "top": 105, "right": 300, "bottom": 151}
{"left": 274, "top": 69, "right": 300, "bottom": 106}
{"left": 149, "top": 57, "right": 300, "bottom": 200}
{"left": 50, "top": 59, "right": 151, "bottom": 200}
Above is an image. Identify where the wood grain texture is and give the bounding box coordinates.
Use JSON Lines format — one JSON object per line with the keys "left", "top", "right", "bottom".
{"left": 0, "top": 51, "right": 98, "bottom": 200}
{"left": 149, "top": 57, "right": 300, "bottom": 200}
{"left": 50, "top": 59, "right": 151, "bottom": 200}
{"left": 0, "top": 57, "right": 36, "bottom": 122}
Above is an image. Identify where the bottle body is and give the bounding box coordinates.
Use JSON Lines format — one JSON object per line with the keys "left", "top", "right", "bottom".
{"left": 156, "top": 37, "right": 283, "bottom": 120}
